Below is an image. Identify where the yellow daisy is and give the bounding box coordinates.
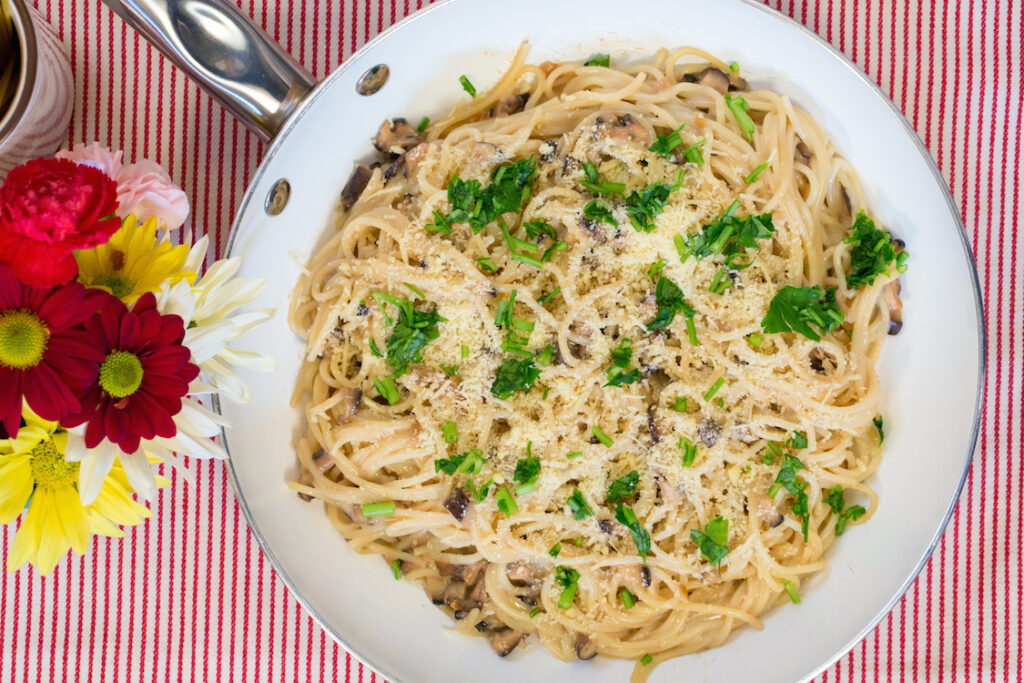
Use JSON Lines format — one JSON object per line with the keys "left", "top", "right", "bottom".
{"left": 0, "top": 403, "right": 167, "bottom": 575}
{"left": 75, "top": 214, "right": 196, "bottom": 305}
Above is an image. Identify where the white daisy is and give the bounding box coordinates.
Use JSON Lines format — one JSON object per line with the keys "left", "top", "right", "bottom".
{"left": 157, "top": 252, "right": 276, "bottom": 403}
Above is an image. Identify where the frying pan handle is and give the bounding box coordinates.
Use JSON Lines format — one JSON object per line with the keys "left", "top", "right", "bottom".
{"left": 100, "top": 0, "right": 316, "bottom": 142}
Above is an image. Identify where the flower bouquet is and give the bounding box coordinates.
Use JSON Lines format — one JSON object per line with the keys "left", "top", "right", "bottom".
{"left": 0, "top": 144, "right": 273, "bottom": 575}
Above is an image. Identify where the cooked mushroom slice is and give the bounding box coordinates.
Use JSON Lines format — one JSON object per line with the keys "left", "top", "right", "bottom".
{"left": 575, "top": 634, "right": 598, "bottom": 660}
{"left": 442, "top": 580, "right": 470, "bottom": 610}
{"left": 682, "top": 66, "right": 747, "bottom": 93}
{"left": 296, "top": 449, "right": 333, "bottom": 501}
{"left": 444, "top": 487, "right": 470, "bottom": 521}
{"left": 647, "top": 404, "right": 665, "bottom": 444}
{"left": 756, "top": 494, "right": 784, "bottom": 528}
{"left": 596, "top": 113, "right": 651, "bottom": 147}
{"left": 491, "top": 92, "right": 530, "bottom": 117}
{"left": 884, "top": 279, "right": 903, "bottom": 335}
{"left": 598, "top": 519, "right": 614, "bottom": 534}
{"left": 457, "top": 559, "right": 486, "bottom": 586}
{"left": 490, "top": 629, "right": 526, "bottom": 657}
{"left": 335, "top": 387, "right": 362, "bottom": 423}
{"left": 795, "top": 141, "right": 814, "bottom": 163}
{"left": 340, "top": 164, "right": 372, "bottom": 210}
{"left": 373, "top": 118, "right": 422, "bottom": 157}
{"left": 615, "top": 564, "right": 651, "bottom": 589}
{"left": 538, "top": 139, "right": 559, "bottom": 163}
{"left": 381, "top": 154, "right": 405, "bottom": 183}
{"left": 424, "top": 575, "right": 447, "bottom": 605}
{"left": 698, "top": 418, "right": 722, "bottom": 448}
{"left": 506, "top": 561, "right": 544, "bottom": 586}
{"left": 470, "top": 578, "right": 488, "bottom": 603}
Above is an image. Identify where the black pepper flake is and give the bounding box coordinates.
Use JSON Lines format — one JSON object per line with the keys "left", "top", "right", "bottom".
{"left": 356, "top": 303, "right": 369, "bottom": 316}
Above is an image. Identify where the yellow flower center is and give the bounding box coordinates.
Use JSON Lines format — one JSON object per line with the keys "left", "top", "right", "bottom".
{"left": 0, "top": 309, "right": 49, "bottom": 369}
{"left": 99, "top": 350, "right": 144, "bottom": 398}
{"left": 92, "top": 273, "right": 135, "bottom": 300}
{"left": 29, "top": 435, "right": 78, "bottom": 489}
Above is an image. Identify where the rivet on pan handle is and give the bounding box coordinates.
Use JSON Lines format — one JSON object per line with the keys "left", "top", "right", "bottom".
{"left": 100, "top": 0, "right": 316, "bottom": 142}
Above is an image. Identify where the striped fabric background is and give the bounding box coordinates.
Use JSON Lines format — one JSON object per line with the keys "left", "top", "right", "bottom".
{"left": 1, "top": 0, "right": 1020, "bottom": 680}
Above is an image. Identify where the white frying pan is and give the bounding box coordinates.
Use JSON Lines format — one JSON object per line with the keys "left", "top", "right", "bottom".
{"left": 102, "top": 1, "right": 984, "bottom": 681}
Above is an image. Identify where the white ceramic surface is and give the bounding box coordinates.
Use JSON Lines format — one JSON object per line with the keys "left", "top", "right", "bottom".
{"left": 219, "top": 1, "right": 984, "bottom": 681}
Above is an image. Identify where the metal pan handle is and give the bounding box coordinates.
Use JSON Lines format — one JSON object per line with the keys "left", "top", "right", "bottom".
{"left": 100, "top": 0, "right": 316, "bottom": 142}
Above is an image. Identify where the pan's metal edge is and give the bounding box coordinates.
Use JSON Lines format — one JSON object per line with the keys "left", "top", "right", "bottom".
{"left": 218, "top": 1, "right": 987, "bottom": 681}
{"left": 731, "top": 2, "right": 986, "bottom": 681}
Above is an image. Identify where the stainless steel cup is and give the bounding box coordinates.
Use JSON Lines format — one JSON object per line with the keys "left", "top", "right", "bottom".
{"left": 0, "top": 0, "right": 73, "bottom": 179}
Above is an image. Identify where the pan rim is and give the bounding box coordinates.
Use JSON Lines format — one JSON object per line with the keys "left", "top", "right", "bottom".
{"left": 220, "top": 1, "right": 986, "bottom": 681}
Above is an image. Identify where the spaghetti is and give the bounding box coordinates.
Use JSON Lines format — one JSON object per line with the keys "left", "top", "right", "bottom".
{"left": 288, "top": 45, "right": 904, "bottom": 680}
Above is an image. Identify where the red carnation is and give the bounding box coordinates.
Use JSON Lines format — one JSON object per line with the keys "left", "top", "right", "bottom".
{"left": 0, "top": 263, "right": 108, "bottom": 435}
{"left": 62, "top": 292, "right": 200, "bottom": 453}
{"left": 0, "top": 157, "right": 120, "bottom": 287}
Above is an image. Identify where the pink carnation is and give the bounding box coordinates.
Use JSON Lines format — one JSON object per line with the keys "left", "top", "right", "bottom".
{"left": 56, "top": 142, "right": 190, "bottom": 231}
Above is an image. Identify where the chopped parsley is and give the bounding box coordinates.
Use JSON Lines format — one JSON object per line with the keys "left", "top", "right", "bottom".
{"left": 536, "top": 344, "right": 555, "bottom": 367}
{"left": 549, "top": 543, "right": 561, "bottom": 558}
{"left": 495, "top": 486, "right": 518, "bottom": 517}
{"left": 362, "top": 501, "right": 396, "bottom": 518}
{"left": 475, "top": 256, "right": 498, "bottom": 272}
{"left": 678, "top": 437, "right": 698, "bottom": 467}
{"left": 781, "top": 579, "right": 801, "bottom": 603}
{"left": 566, "top": 488, "right": 594, "bottom": 519}
{"left": 680, "top": 139, "right": 705, "bottom": 166}
{"left": 439, "top": 363, "right": 458, "bottom": 377}
{"left": 674, "top": 396, "right": 687, "bottom": 412}
{"left": 524, "top": 220, "right": 558, "bottom": 241}
{"left": 592, "top": 425, "right": 613, "bottom": 447}
{"left": 529, "top": 607, "right": 540, "bottom": 618}
{"left": 461, "top": 344, "right": 470, "bottom": 359}
{"left": 580, "top": 161, "right": 626, "bottom": 196}
{"left": 426, "top": 158, "right": 537, "bottom": 234}
{"left": 368, "top": 338, "right": 385, "bottom": 358}
{"left": 647, "top": 259, "right": 667, "bottom": 279}
{"left": 625, "top": 179, "right": 676, "bottom": 232}
{"left": 566, "top": 451, "right": 583, "bottom": 460}
{"left": 620, "top": 589, "right": 636, "bottom": 609}
{"left": 392, "top": 559, "right": 403, "bottom": 580}
{"left": 844, "top": 211, "right": 909, "bottom": 289}
{"left": 373, "top": 377, "right": 400, "bottom": 405}
{"left": 403, "top": 282, "right": 425, "bottom": 299}
{"left": 747, "top": 332, "right": 764, "bottom": 348}
{"left": 606, "top": 470, "right": 640, "bottom": 504}
{"left": 584, "top": 53, "right": 611, "bottom": 67}
{"left": 435, "top": 448, "right": 486, "bottom": 476}
{"left": 605, "top": 338, "right": 641, "bottom": 387}
{"left": 873, "top": 415, "right": 885, "bottom": 444}
{"left": 513, "top": 453, "right": 541, "bottom": 495}
{"left": 729, "top": 61, "right": 741, "bottom": 73}
{"left": 678, "top": 212, "right": 775, "bottom": 268}
{"left": 787, "top": 431, "right": 808, "bottom": 449}
{"left": 703, "top": 376, "right": 726, "bottom": 401}
{"left": 582, "top": 199, "right": 618, "bottom": 226}
{"left": 825, "top": 485, "right": 867, "bottom": 536}
{"left": 459, "top": 74, "right": 477, "bottom": 97}
{"left": 640, "top": 654, "right": 653, "bottom": 666}
{"left": 769, "top": 454, "right": 810, "bottom": 541}
{"left": 371, "top": 291, "right": 445, "bottom": 377}
{"left": 615, "top": 504, "right": 651, "bottom": 559}
{"left": 490, "top": 358, "right": 541, "bottom": 399}
{"left": 761, "top": 286, "right": 844, "bottom": 342}
{"left": 745, "top": 160, "right": 770, "bottom": 183}
{"left": 648, "top": 122, "right": 685, "bottom": 158}
{"left": 690, "top": 516, "right": 730, "bottom": 564}
{"left": 416, "top": 116, "right": 430, "bottom": 132}
{"left": 537, "top": 287, "right": 562, "bottom": 305}
{"left": 555, "top": 566, "right": 580, "bottom": 609}
{"left": 724, "top": 93, "right": 756, "bottom": 141}
{"left": 646, "top": 276, "right": 698, "bottom": 345}
{"left": 442, "top": 420, "right": 458, "bottom": 444}
{"left": 466, "top": 478, "right": 493, "bottom": 502}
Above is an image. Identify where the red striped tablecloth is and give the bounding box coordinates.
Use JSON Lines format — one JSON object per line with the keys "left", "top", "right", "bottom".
{"left": 1, "top": 1, "right": 1019, "bottom": 681}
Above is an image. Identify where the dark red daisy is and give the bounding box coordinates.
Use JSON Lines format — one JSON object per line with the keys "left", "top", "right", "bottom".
{"left": 0, "top": 263, "right": 108, "bottom": 435}
{"left": 62, "top": 291, "right": 199, "bottom": 453}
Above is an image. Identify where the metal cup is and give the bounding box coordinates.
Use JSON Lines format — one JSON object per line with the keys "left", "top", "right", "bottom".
{"left": 0, "top": 0, "right": 73, "bottom": 179}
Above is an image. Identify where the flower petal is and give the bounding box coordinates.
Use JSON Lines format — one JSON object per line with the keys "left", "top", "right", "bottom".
{"left": 117, "top": 449, "right": 158, "bottom": 501}
{"left": 52, "top": 485, "right": 91, "bottom": 555}
{"left": 77, "top": 437, "right": 118, "bottom": 505}
{"left": 0, "top": 454, "right": 34, "bottom": 523}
